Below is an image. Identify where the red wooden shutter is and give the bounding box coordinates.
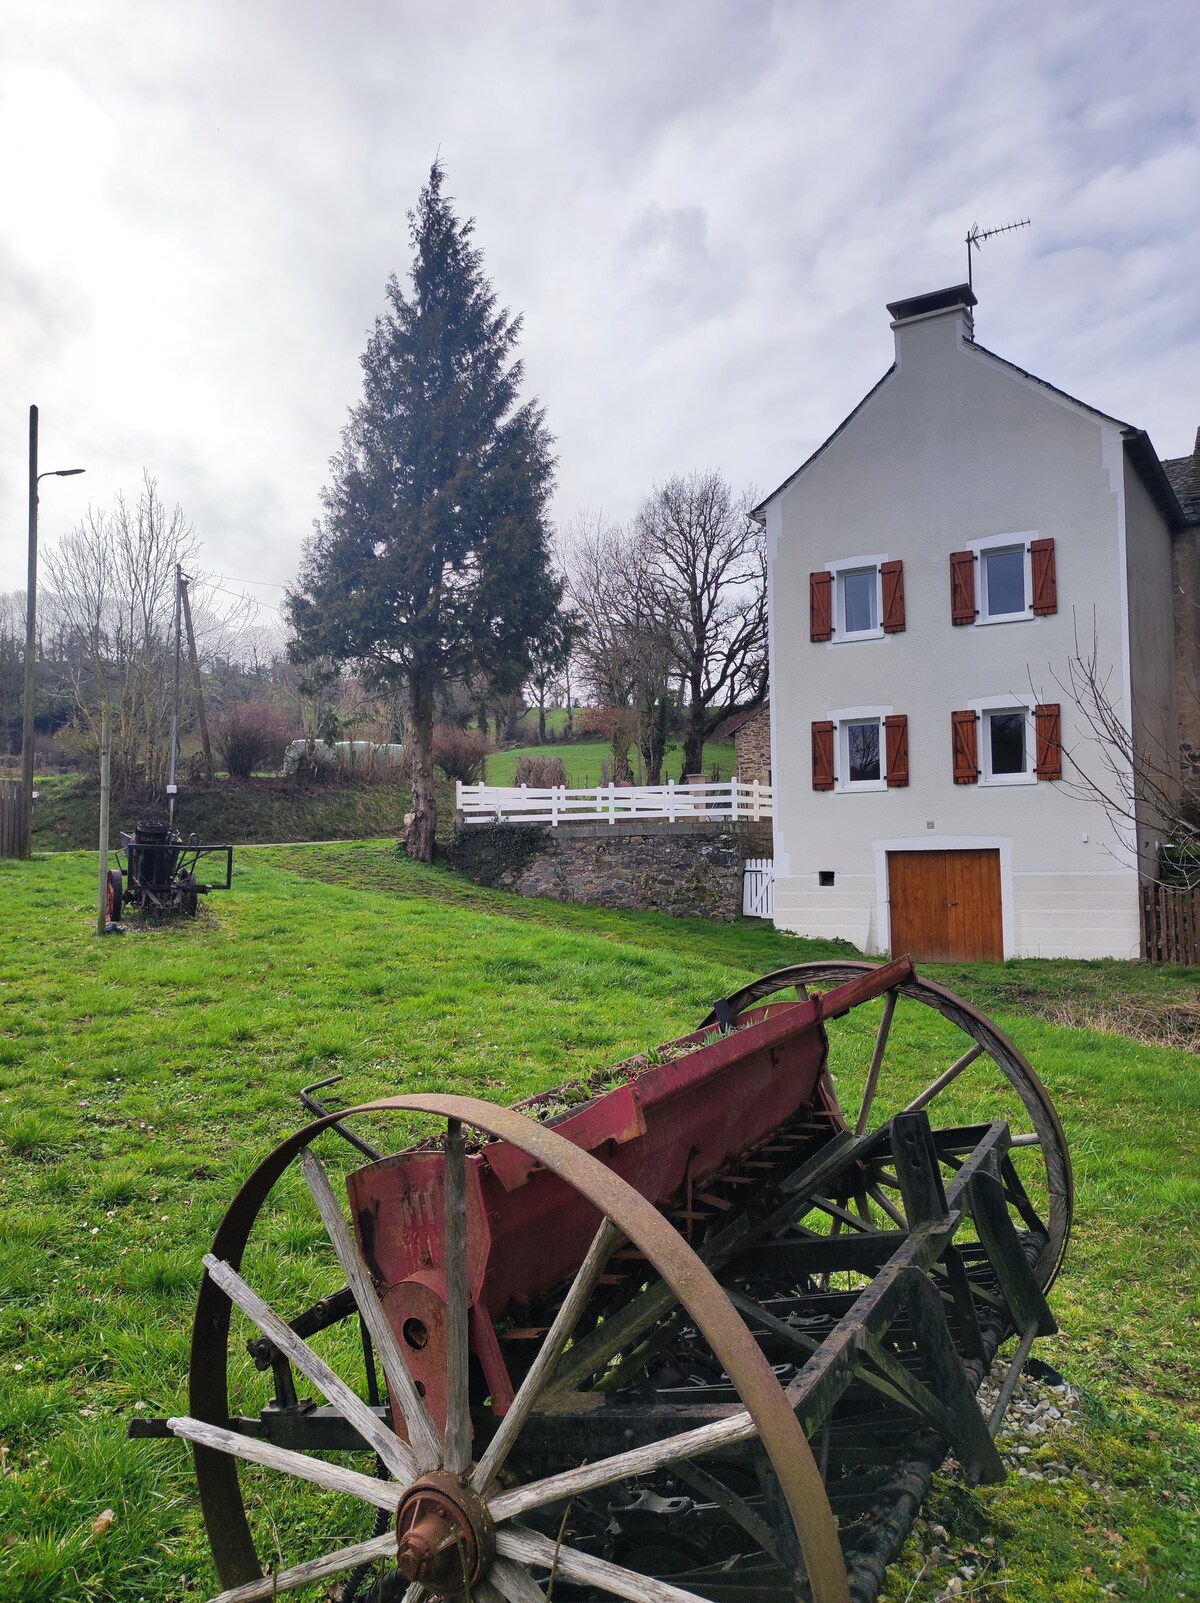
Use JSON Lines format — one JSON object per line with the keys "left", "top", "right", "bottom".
{"left": 950, "top": 550, "right": 976, "bottom": 625}
{"left": 881, "top": 560, "right": 905, "bottom": 633}
{"left": 1031, "top": 538, "right": 1057, "bottom": 615}
{"left": 1035, "top": 702, "right": 1062, "bottom": 779}
{"left": 884, "top": 714, "right": 909, "bottom": 786}
{"left": 951, "top": 710, "right": 979, "bottom": 783}
{"left": 812, "top": 721, "right": 835, "bottom": 790}
{"left": 810, "top": 571, "right": 833, "bottom": 642}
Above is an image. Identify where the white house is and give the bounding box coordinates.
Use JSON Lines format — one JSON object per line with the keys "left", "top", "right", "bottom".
{"left": 757, "top": 284, "right": 1196, "bottom": 961}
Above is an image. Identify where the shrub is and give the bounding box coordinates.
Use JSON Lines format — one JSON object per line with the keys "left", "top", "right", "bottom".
{"left": 432, "top": 725, "right": 490, "bottom": 784}
{"left": 514, "top": 755, "right": 568, "bottom": 787}
{"left": 214, "top": 701, "right": 292, "bottom": 778}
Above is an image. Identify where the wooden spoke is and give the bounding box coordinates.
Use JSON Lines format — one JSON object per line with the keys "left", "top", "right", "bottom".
{"left": 807, "top": 1195, "right": 871, "bottom": 1232}
{"left": 489, "top": 1555, "right": 548, "bottom": 1603}
{"left": 498, "top": 1523, "right": 713, "bottom": 1603}
{"left": 472, "top": 1217, "right": 622, "bottom": 1493}
{"left": 1009, "top": 1132, "right": 1042, "bottom": 1147}
{"left": 442, "top": 1118, "right": 472, "bottom": 1474}
{"left": 299, "top": 1146, "right": 441, "bottom": 1471}
{"left": 867, "top": 1183, "right": 908, "bottom": 1228}
{"left": 209, "top": 1532, "right": 396, "bottom": 1602}
{"left": 168, "top": 1416, "right": 400, "bottom": 1511}
{"left": 855, "top": 989, "right": 897, "bottom": 1136}
{"left": 202, "top": 1253, "right": 415, "bottom": 1484}
{"left": 488, "top": 1408, "right": 757, "bottom": 1523}
{"left": 901, "top": 1044, "right": 983, "bottom": 1114}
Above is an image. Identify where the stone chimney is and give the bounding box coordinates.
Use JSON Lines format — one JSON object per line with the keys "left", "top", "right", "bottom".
{"left": 885, "top": 284, "right": 977, "bottom": 368}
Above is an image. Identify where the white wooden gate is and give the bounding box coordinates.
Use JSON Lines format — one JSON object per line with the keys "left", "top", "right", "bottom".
{"left": 742, "top": 857, "right": 774, "bottom": 918}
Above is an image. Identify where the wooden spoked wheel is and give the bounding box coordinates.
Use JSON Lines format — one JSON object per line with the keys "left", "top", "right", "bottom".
{"left": 702, "top": 962, "right": 1072, "bottom": 1291}
{"left": 182, "top": 1094, "right": 852, "bottom": 1603}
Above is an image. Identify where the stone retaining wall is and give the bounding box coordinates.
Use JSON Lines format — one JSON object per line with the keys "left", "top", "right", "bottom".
{"left": 447, "top": 819, "right": 769, "bottom": 920}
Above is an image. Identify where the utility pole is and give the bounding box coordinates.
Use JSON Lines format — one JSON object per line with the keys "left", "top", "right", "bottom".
{"left": 20, "top": 406, "right": 38, "bottom": 858}
{"left": 21, "top": 405, "right": 84, "bottom": 859}
{"left": 168, "top": 561, "right": 182, "bottom": 824}
{"left": 180, "top": 575, "right": 213, "bottom": 782}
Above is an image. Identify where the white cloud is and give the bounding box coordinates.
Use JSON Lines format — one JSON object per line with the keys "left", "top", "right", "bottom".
{"left": 1, "top": 0, "right": 1197, "bottom": 607}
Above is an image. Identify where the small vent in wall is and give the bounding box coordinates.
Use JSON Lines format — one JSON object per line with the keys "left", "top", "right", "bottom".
{"left": 818, "top": 870, "right": 835, "bottom": 887}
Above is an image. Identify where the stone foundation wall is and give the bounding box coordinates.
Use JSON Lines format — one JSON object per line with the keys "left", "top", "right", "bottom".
{"left": 446, "top": 819, "right": 764, "bottom": 920}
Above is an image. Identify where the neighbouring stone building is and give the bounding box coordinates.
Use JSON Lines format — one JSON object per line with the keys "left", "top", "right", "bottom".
{"left": 731, "top": 703, "right": 772, "bottom": 786}
{"left": 1165, "top": 428, "right": 1200, "bottom": 767}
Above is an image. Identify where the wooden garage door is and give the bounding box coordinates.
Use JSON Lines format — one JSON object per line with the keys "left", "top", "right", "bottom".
{"left": 887, "top": 849, "right": 1003, "bottom": 962}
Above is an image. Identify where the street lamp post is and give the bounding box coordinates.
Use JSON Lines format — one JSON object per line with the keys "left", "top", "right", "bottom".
{"left": 20, "top": 403, "right": 84, "bottom": 857}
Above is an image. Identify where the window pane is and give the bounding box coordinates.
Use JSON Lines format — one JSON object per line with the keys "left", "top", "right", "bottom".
{"left": 842, "top": 569, "right": 877, "bottom": 633}
{"left": 989, "top": 711, "right": 1026, "bottom": 774}
{"left": 847, "top": 721, "right": 881, "bottom": 782}
{"left": 984, "top": 548, "right": 1025, "bottom": 615}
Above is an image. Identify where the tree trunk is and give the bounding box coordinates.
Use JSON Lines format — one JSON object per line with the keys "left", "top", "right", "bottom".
{"left": 682, "top": 700, "right": 705, "bottom": 779}
{"left": 404, "top": 676, "right": 437, "bottom": 862}
{"left": 537, "top": 685, "right": 547, "bottom": 743}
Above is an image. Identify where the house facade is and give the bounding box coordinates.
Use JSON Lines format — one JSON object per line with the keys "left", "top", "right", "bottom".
{"left": 758, "top": 284, "right": 1193, "bottom": 961}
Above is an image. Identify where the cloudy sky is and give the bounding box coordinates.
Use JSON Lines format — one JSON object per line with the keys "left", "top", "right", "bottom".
{"left": 3, "top": 0, "right": 1198, "bottom": 623}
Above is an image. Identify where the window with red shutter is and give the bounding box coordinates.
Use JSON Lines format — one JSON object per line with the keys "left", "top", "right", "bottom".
{"left": 811, "top": 721, "right": 835, "bottom": 790}
{"left": 810, "top": 571, "right": 833, "bottom": 642}
{"left": 881, "top": 560, "right": 905, "bottom": 633}
{"left": 951, "top": 709, "right": 979, "bottom": 783}
{"left": 1035, "top": 702, "right": 1062, "bottom": 779}
{"left": 950, "top": 551, "right": 976, "bottom": 625}
{"left": 1031, "top": 539, "right": 1057, "bottom": 616}
{"left": 884, "top": 714, "right": 909, "bottom": 786}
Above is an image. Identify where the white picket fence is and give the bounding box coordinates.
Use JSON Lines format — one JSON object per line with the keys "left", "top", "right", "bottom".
{"left": 457, "top": 777, "right": 773, "bottom": 826}
{"left": 742, "top": 857, "right": 775, "bottom": 918}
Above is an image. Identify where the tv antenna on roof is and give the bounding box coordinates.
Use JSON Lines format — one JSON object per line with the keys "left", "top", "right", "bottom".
{"left": 965, "top": 217, "right": 1030, "bottom": 292}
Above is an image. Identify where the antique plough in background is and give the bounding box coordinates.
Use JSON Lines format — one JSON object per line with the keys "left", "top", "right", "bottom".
{"left": 132, "top": 956, "right": 1071, "bottom": 1603}
{"left": 107, "top": 818, "right": 233, "bottom": 920}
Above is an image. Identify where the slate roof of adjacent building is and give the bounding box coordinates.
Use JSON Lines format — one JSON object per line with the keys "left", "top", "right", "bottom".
{"left": 1163, "top": 428, "right": 1200, "bottom": 526}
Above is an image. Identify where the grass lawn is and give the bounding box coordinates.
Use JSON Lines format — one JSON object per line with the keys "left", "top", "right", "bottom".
{"left": 485, "top": 738, "right": 738, "bottom": 787}
{"left": 1, "top": 843, "right": 1198, "bottom": 1601}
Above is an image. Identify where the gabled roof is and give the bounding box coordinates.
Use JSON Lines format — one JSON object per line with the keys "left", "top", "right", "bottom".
{"left": 754, "top": 324, "right": 1191, "bottom": 533}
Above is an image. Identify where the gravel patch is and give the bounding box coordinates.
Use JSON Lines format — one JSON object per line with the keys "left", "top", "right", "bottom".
{"left": 897, "top": 1361, "right": 1105, "bottom": 1601}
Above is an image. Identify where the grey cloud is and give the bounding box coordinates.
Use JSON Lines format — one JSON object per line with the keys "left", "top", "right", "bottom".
{"left": 2, "top": 0, "right": 1198, "bottom": 603}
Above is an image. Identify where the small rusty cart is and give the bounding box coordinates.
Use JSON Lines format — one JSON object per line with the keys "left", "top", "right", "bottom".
{"left": 132, "top": 958, "right": 1071, "bottom": 1603}
{"left": 108, "top": 817, "right": 233, "bottom": 919}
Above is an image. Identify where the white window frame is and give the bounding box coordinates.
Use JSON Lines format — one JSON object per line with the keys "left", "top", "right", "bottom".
{"left": 965, "top": 532, "right": 1037, "bottom": 625}
{"left": 829, "top": 703, "right": 892, "bottom": 792}
{"left": 968, "top": 693, "right": 1036, "bottom": 786}
{"left": 825, "top": 554, "right": 887, "bottom": 642}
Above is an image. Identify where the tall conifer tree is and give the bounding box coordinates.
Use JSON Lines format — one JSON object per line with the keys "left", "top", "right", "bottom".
{"left": 288, "top": 161, "right": 559, "bottom": 859}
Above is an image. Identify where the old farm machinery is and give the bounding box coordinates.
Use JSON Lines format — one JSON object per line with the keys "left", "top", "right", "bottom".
{"left": 132, "top": 957, "right": 1071, "bottom": 1603}
{"left": 106, "top": 818, "right": 233, "bottom": 920}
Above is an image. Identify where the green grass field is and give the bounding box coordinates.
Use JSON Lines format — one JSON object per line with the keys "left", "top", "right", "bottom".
{"left": 484, "top": 739, "right": 738, "bottom": 787}
{"left": 1, "top": 844, "right": 1198, "bottom": 1601}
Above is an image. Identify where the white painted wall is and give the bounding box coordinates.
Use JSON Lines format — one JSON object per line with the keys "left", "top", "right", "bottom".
{"left": 765, "top": 299, "right": 1172, "bottom": 960}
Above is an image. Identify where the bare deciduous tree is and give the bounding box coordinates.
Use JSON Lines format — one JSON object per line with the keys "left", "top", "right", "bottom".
{"left": 1039, "top": 616, "right": 1193, "bottom": 880}
{"left": 633, "top": 471, "right": 767, "bottom": 778}
{"left": 43, "top": 474, "right": 254, "bottom": 790}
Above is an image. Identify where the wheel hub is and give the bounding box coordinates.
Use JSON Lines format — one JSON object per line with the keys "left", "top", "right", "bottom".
{"left": 395, "top": 1471, "right": 495, "bottom": 1595}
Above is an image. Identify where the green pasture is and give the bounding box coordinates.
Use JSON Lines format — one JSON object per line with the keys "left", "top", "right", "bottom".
{"left": 484, "top": 738, "right": 738, "bottom": 787}
{"left": 0, "top": 843, "right": 1197, "bottom": 1601}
